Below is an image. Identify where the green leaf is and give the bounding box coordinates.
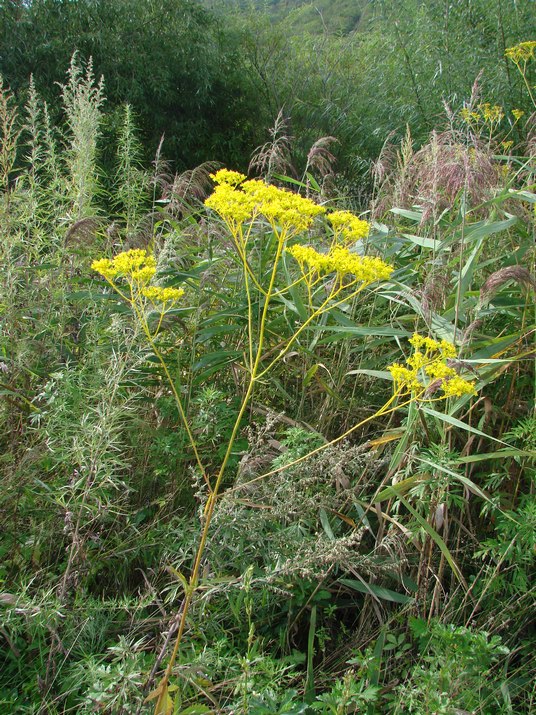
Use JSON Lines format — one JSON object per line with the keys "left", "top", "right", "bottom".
{"left": 319, "top": 508, "right": 335, "bottom": 540}
{"left": 401, "top": 233, "right": 439, "bottom": 249}
{"left": 456, "top": 448, "right": 535, "bottom": 464}
{"left": 420, "top": 406, "right": 509, "bottom": 446}
{"left": 380, "top": 488, "right": 466, "bottom": 588}
{"left": 390, "top": 207, "right": 423, "bottom": 222}
{"left": 339, "top": 578, "right": 414, "bottom": 604}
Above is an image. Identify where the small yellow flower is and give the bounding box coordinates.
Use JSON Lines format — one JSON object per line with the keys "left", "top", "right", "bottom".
{"left": 210, "top": 169, "right": 247, "bottom": 187}
{"left": 479, "top": 103, "right": 504, "bottom": 124}
{"left": 142, "top": 286, "right": 185, "bottom": 304}
{"left": 388, "top": 363, "right": 422, "bottom": 392}
{"left": 92, "top": 249, "right": 157, "bottom": 284}
{"left": 205, "top": 183, "right": 257, "bottom": 226}
{"left": 388, "top": 334, "right": 476, "bottom": 399}
{"left": 505, "top": 40, "right": 536, "bottom": 65}
{"left": 328, "top": 210, "right": 370, "bottom": 243}
{"left": 460, "top": 107, "right": 481, "bottom": 123}
{"left": 91, "top": 258, "right": 119, "bottom": 280}
{"left": 512, "top": 109, "right": 525, "bottom": 121}
{"left": 441, "top": 376, "right": 477, "bottom": 398}
{"left": 287, "top": 244, "right": 393, "bottom": 285}
{"left": 205, "top": 170, "right": 326, "bottom": 234}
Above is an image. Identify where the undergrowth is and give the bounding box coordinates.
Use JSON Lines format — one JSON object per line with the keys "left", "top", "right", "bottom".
{"left": 0, "top": 47, "right": 534, "bottom": 714}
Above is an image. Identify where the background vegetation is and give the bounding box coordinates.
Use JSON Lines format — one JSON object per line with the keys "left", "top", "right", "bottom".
{"left": 0, "top": 0, "right": 534, "bottom": 713}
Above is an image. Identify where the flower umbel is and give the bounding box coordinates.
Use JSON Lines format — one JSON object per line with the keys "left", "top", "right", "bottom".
{"left": 388, "top": 334, "right": 477, "bottom": 399}
{"left": 287, "top": 243, "right": 393, "bottom": 286}
{"left": 92, "top": 249, "right": 185, "bottom": 329}
{"left": 328, "top": 210, "right": 370, "bottom": 244}
{"left": 205, "top": 169, "right": 326, "bottom": 235}
{"left": 142, "top": 286, "right": 185, "bottom": 304}
{"left": 91, "top": 249, "right": 156, "bottom": 285}
{"left": 505, "top": 40, "right": 536, "bottom": 65}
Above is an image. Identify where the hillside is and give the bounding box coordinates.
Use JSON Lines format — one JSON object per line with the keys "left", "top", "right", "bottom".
{"left": 211, "top": 0, "right": 369, "bottom": 34}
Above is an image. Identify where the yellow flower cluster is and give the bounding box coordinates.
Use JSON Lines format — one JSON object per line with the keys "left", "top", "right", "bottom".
{"left": 480, "top": 103, "right": 504, "bottom": 124}
{"left": 460, "top": 104, "right": 504, "bottom": 126}
{"left": 505, "top": 40, "right": 536, "bottom": 65}
{"left": 205, "top": 182, "right": 256, "bottom": 227}
{"left": 142, "top": 286, "right": 185, "bottom": 304}
{"left": 91, "top": 249, "right": 156, "bottom": 285}
{"left": 287, "top": 244, "right": 393, "bottom": 285}
{"left": 512, "top": 108, "right": 525, "bottom": 121}
{"left": 205, "top": 169, "right": 326, "bottom": 233}
{"left": 212, "top": 169, "right": 247, "bottom": 187}
{"left": 92, "top": 249, "right": 186, "bottom": 312}
{"left": 388, "top": 334, "right": 477, "bottom": 399}
{"left": 328, "top": 210, "right": 370, "bottom": 243}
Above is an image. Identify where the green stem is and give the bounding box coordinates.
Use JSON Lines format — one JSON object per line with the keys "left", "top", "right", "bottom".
{"left": 154, "top": 230, "right": 285, "bottom": 713}
{"left": 130, "top": 300, "right": 209, "bottom": 489}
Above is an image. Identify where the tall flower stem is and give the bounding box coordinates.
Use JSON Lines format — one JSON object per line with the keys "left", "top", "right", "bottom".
{"left": 153, "top": 231, "right": 285, "bottom": 713}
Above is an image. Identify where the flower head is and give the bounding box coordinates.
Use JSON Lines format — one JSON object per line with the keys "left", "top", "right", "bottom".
{"left": 142, "top": 286, "right": 185, "bottom": 304}
{"left": 210, "top": 169, "right": 247, "bottom": 187}
{"left": 328, "top": 210, "right": 370, "bottom": 243}
{"left": 287, "top": 244, "right": 392, "bottom": 285}
{"left": 91, "top": 257, "right": 119, "bottom": 280}
{"left": 92, "top": 249, "right": 156, "bottom": 284}
{"left": 505, "top": 40, "right": 536, "bottom": 65}
{"left": 388, "top": 333, "right": 476, "bottom": 399}
{"left": 205, "top": 169, "right": 326, "bottom": 234}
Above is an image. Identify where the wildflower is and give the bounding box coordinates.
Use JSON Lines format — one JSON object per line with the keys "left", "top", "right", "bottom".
{"left": 241, "top": 179, "right": 326, "bottom": 231}
{"left": 388, "top": 334, "right": 476, "bottom": 398}
{"left": 512, "top": 109, "right": 525, "bottom": 121}
{"left": 501, "top": 140, "right": 513, "bottom": 151}
{"left": 91, "top": 257, "right": 119, "bottom": 280}
{"left": 460, "top": 107, "right": 481, "bottom": 123}
{"left": 142, "top": 286, "right": 185, "bottom": 304}
{"left": 479, "top": 103, "right": 504, "bottom": 124}
{"left": 329, "top": 246, "right": 393, "bottom": 283}
{"left": 286, "top": 245, "right": 334, "bottom": 275}
{"left": 287, "top": 244, "right": 393, "bottom": 285}
{"left": 442, "top": 376, "right": 478, "bottom": 398}
{"left": 328, "top": 210, "right": 370, "bottom": 243}
{"left": 205, "top": 182, "right": 257, "bottom": 227}
{"left": 505, "top": 41, "right": 536, "bottom": 65}
{"left": 210, "top": 169, "right": 247, "bottom": 187}
{"left": 388, "top": 363, "right": 422, "bottom": 392}
{"left": 92, "top": 249, "right": 156, "bottom": 283}
{"left": 205, "top": 169, "right": 327, "bottom": 234}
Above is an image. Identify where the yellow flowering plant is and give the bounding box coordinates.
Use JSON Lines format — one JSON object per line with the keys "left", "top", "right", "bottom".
{"left": 388, "top": 334, "right": 477, "bottom": 400}
{"left": 91, "top": 172, "right": 480, "bottom": 714}
{"left": 505, "top": 40, "right": 536, "bottom": 107}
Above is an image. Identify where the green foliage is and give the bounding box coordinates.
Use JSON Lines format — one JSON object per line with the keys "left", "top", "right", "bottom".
{"left": 0, "top": 40, "right": 535, "bottom": 715}
{"left": 391, "top": 619, "right": 511, "bottom": 714}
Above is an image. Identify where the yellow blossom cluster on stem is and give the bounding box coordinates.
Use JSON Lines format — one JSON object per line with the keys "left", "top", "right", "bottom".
{"left": 505, "top": 41, "right": 536, "bottom": 108}
{"left": 388, "top": 334, "right": 477, "bottom": 399}
{"left": 142, "top": 286, "right": 185, "bottom": 304}
{"left": 328, "top": 210, "right": 370, "bottom": 245}
{"left": 205, "top": 169, "right": 326, "bottom": 235}
{"left": 460, "top": 104, "right": 504, "bottom": 129}
{"left": 505, "top": 40, "right": 536, "bottom": 66}
{"left": 91, "top": 249, "right": 185, "bottom": 313}
{"left": 91, "top": 249, "right": 156, "bottom": 284}
{"left": 287, "top": 243, "right": 393, "bottom": 287}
